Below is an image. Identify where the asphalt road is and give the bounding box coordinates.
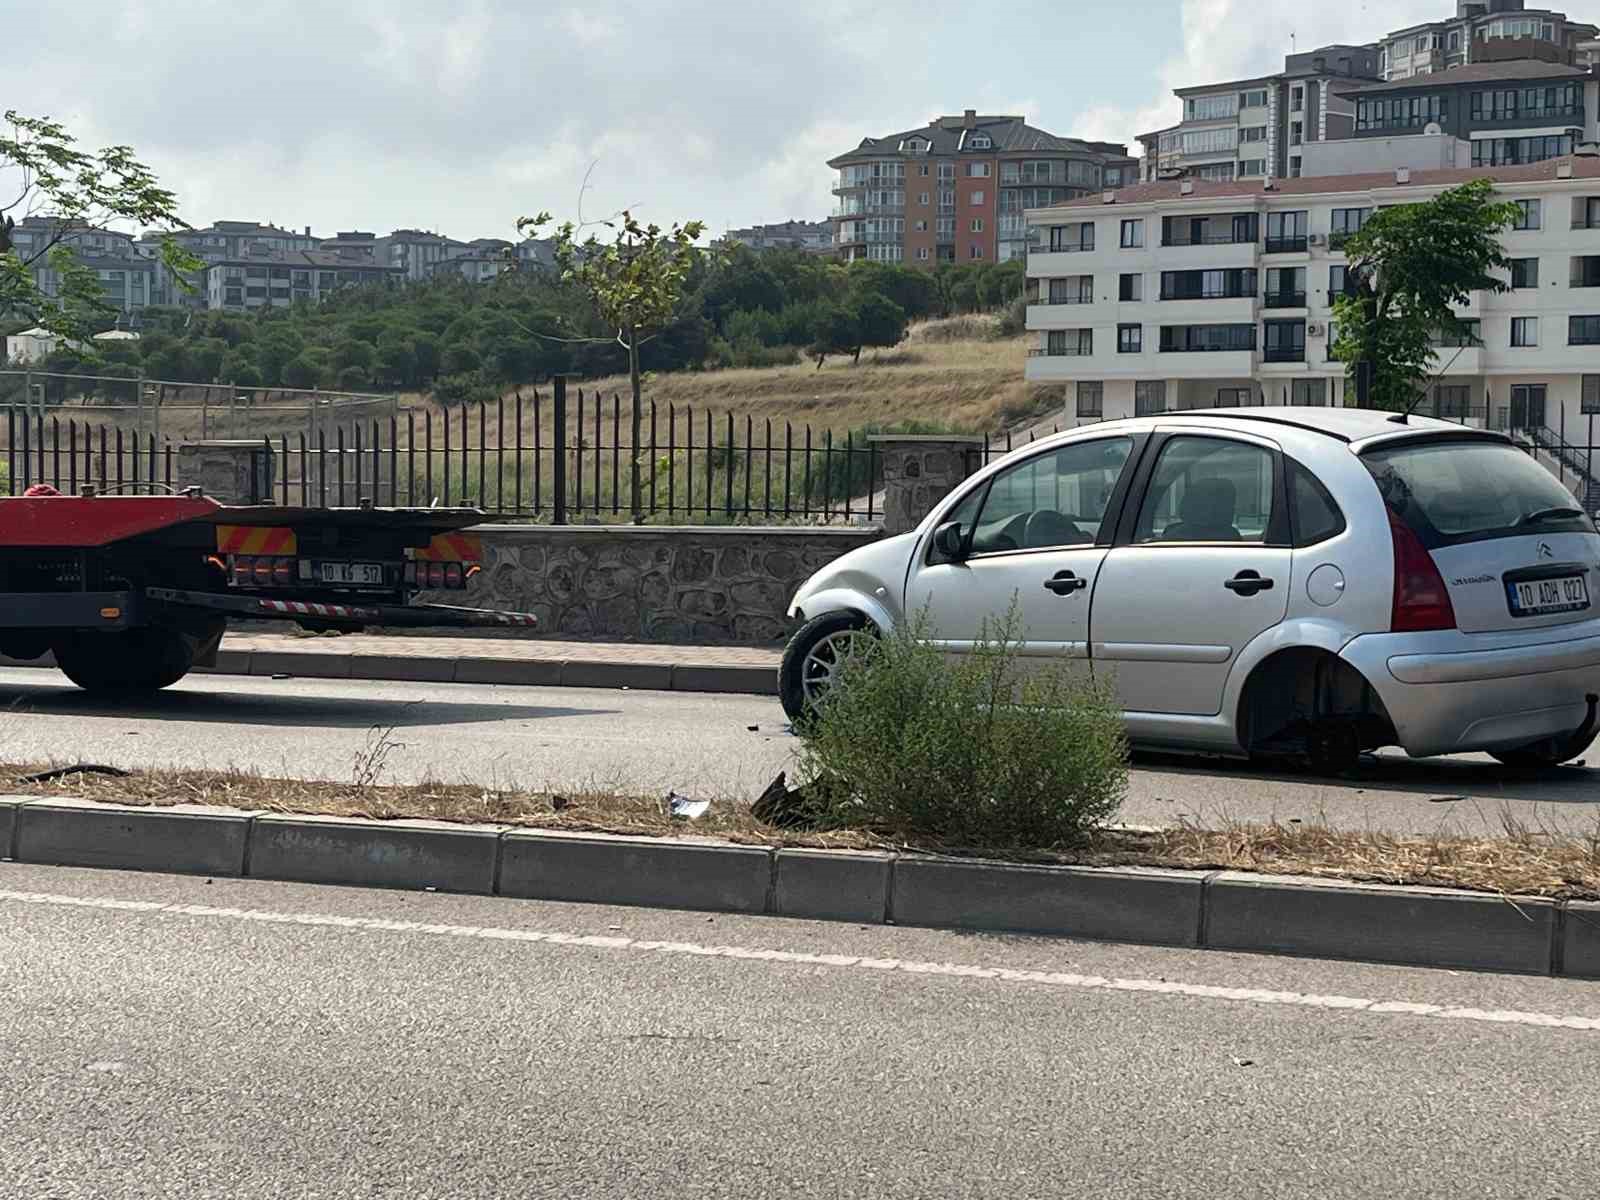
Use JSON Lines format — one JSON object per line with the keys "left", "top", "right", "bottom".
{"left": 2, "top": 667, "right": 1598, "bottom": 837}
{"left": 1, "top": 863, "right": 1597, "bottom": 1199}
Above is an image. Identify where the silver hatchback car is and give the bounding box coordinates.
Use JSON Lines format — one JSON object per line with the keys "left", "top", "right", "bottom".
{"left": 780, "top": 408, "right": 1600, "bottom": 770}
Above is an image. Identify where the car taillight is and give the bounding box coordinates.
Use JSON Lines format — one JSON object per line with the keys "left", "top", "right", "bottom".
{"left": 426, "top": 563, "right": 445, "bottom": 589}
{"left": 1389, "top": 508, "right": 1456, "bottom": 632}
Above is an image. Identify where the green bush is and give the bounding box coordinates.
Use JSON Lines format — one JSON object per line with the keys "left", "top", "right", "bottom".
{"left": 797, "top": 606, "right": 1127, "bottom": 849}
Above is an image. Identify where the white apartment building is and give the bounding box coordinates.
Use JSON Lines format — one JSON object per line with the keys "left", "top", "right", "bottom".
{"left": 1025, "top": 156, "right": 1600, "bottom": 440}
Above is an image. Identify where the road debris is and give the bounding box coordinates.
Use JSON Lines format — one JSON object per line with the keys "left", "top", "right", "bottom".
{"left": 751, "top": 772, "right": 824, "bottom": 830}
{"left": 667, "top": 793, "right": 710, "bottom": 820}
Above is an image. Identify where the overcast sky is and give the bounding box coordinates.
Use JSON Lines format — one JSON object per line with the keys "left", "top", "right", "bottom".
{"left": 7, "top": 0, "right": 1445, "bottom": 242}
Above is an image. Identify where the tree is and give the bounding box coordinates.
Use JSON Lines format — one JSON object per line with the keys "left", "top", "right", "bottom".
{"left": 851, "top": 293, "right": 908, "bottom": 363}
{"left": 808, "top": 302, "right": 861, "bottom": 370}
{"left": 519, "top": 208, "right": 712, "bottom": 521}
{"left": 1, "top": 111, "right": 201, "bottom": 342}
{"left": 1331, "top": 179, "right": 1519, "bottom": 412}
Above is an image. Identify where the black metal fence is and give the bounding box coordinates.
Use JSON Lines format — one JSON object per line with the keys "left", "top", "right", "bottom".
{"left": 3, "top": 378, "right": 904, "bottom": 525}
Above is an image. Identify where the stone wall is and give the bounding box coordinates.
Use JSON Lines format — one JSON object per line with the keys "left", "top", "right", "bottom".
{"left": 432, "top": 526, "right": 883, "bottom": 644}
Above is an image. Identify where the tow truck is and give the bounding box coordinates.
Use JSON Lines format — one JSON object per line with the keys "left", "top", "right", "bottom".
{"left": 0, "top": 485, "right": 536, "bottom": 692}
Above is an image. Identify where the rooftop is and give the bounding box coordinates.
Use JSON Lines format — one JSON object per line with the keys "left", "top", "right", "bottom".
{"left": 1047, "top": 155, "right": 1600, "bottom": 208}
{"left": 829, "top": 113, "right": 1130, "bottom": 165}
{"left": 1338, "top": 59, "right": 1591, "bottom": 94}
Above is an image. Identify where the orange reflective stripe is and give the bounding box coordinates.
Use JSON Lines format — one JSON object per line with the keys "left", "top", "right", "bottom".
{"left": 216, "top": 525, "right": 298, "bottom": 556}
{"left": 414, "top": 532, "right": 482, "bottom": 562}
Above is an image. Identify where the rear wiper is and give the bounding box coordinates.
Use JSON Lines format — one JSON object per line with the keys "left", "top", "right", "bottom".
{"left": 1519, "top": 506, "right": 1585, "bottom": 526}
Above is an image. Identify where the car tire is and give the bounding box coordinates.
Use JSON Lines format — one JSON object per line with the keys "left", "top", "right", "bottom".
{"left": 1490, "top": 728, "right": 1598, "bottom": 769}
{"left": 778, "top": 612, "right": 872, "bottom": 725}
{"left": 52, "top": 628, "right": 195, "bottom": 694}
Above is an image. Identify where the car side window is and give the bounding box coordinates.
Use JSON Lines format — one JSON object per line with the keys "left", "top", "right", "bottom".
{"left": 968, "top": 437, "right": 1134, "bottom": 556}
{"left": 1135, "top": 436, "right": 1278, "bottom": 544}
{"left": 1288, "top": 458, "right": 1345, "bottom": 546}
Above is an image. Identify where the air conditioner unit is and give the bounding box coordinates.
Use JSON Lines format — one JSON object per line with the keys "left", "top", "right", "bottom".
{"left": 1307, "top": 322, "right": 1325, "bottom": 336}
{"left": 1308, "top": 233, "right": 1326, "bottom": 246}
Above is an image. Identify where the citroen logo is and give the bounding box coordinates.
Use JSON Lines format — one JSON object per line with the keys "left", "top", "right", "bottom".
{"left": 1538, "top": 542, "right": 1554, "bottom": 560}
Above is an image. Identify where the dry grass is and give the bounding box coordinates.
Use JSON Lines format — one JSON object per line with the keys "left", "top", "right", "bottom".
{"left": 6, "top": 760, "right": 1599, "bottom": 900}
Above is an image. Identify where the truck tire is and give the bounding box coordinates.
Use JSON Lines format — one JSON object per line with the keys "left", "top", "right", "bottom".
{"left": 52, "top": 629, "right": 195, "bottom": 694}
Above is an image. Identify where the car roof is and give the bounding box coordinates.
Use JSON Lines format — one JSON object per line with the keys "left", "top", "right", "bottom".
{"left": 1145, "top": 406, "right": 1470, "bottom": 444}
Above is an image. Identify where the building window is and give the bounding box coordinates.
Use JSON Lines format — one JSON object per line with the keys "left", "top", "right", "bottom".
{"left": 970, "top": 245, "right": 985, "bottom": 259}
{"left": 1511, "top": 317, "right": 1539, "bottom": 347}
{"left": 1194, "top": 162, "right": 1237, "bottom": 182}
{"left": 966, "top": 162, "right": 990, "bottom": 177}
{"left": 1473, "top": 135, "right": 1573, "bottom": 168}
{"left": 1216, "top": 388, "right": 1253, "bottom": 407}
{"left": 968, "top": 135, "right": 992, "bottom": 150}
{"left": 1330, "top": 207, "right": 1372, "bottom": 248}
{"left": 1291, "top": 87, "right": 1304, "bottom": 112}
{"left": 939, "top": 190, "right": 956, "bottom": 210}
{"left": 1471, "top": 83, "right": 1582, "bottom": 122}
{"left": 1583, "top": 375, "right": 1600, "bottom": 414}
{"left": 1120, "top": 219, "right": 1143, "bottom": 248}
{"left": 1181, "top": 127, "right": 1237, "bottom": 155}
{"left": 1571, "top": 316, "right": 1600, "bottom": 346}
{"left": 1291, "top": 379, "right": 1328, "bottom": 408}
{"left": 1264, "top": 319, "right": 1307, "bottom": 362}
{"left": 1159, "top": 324, "right": 1256, "bottom": 352}
{"left": 1356, "top": 94, "right": 1447, "bottom": 132}
{"left": 1046, "top": 329, "right": 1093, "bottom": 356}
{"left": 1162, "top": 213, "right": 1258, "bottom": 247}
{"left": 970, "top": 218, "right": 984, "bottom": 233}
{"left": 1448, "top": 29, "right": 1461, "bottom": 51}
{"left": 917, "top": 247, "right": 930, "bottom": 261}
{"left": 1048, "top": 276, "right": 1094, "bottom": 305}
{"left": 1050, "top": 223, "right": 1094, "bottom": 252}
{"left": 1289, "top": 122, "right": 1303, "bottom": 146}
{"left": 224, "top": 287, "right": 243, "bottom": 306}
{"left": 1288, "top": 155, "right": 1302, "bottom": 178}
{"left": 1265, "top": 211, "right": 1308, "bottom": 253}
{"left": 971, "top": 191, "right": 984, "bottom": 206}
{"left": 1239, "top": 125, "right": 1267, "bottom": 143}
{"left": 1329, "top": 264, "right": 1350, "bottom": 296}
{"left": 1238, "top": 159, "right": 1267, "bottom": 177}
{"left": 245, "top": 285, "right": 267, "bottom": 299}
{"left": 918, "top": 192, "right": 930, "bottom": 206}
{"left": 1510, "top": 258, "right": 1539, "bottom": 289}
{"left": 1117, "top": 324, "right": 1142, "bottom": 354}
{"left": 1119, "top": 273, "right": 1142, "bottom": 302}
{"left": 1076, "top": 381, "right": 1104, "bottom": 417}
{"left": 1239, "top": 88, "right": 1268, "bottom": 108}
{"left": 1135, "top": 380, "right": 1167, "bottom": 416}
{"left": 1507, "top": 199, "right": 1541, "bottom": 231}
{"left": 1264, "top": 266, "right": 1307, "bottom": 307}
{"left": 1183, "top": 94, "right": 1238, "bottom": 121}
{"left": 1160, "top": 268, "right": 1258, "bottom": 300}
{"left": 919, "top": 164, "right": 931, "bottom": 176}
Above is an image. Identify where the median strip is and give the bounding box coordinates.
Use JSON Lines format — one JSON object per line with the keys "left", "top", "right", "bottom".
{"left": 1, "top": 763, "right": 1597, "bottom": 979}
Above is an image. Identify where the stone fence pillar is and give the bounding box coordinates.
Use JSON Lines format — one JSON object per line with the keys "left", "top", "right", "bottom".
{"left": 175, "top": 440, "right": 276, "bottom": 505}
{"left": 869, "top": 435, "right": 986, "bottom": 536}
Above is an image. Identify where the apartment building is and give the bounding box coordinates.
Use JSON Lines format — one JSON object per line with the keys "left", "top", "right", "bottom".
{"left": 723, "top": 219, "right": 834, "bottom": 253}
{"left": 1024, "top": 156, "right": 1600, "bottom": 437}
{"left": 1378, "top": 2, "right": 1597, "bottom": 81}
{"left": 377, "top": 229, "right": 471, "bottom": 281}
{"left": 1338, "top": 60, "right": 1599, "bottom": 166}
{"left": 202, "top": 246, "right": 402, "bottom": 310}
{"left": 9, "top": 216, "right": 161, "bottom": 315}
{"left": 829, "top": 111, "right": 1137, "bottom": 266}
{"left": 1138, "top": 46, "right": 1383, "bottom": 183}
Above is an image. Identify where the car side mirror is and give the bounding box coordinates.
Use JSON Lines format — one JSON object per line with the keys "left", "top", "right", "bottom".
{"left": 933, "top": 520, "right": 968, "bottom": 562}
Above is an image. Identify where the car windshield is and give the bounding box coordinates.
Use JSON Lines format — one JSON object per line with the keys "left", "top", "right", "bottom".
{"left": 1363, "top": 438, "right": 1595, "bottom": 546}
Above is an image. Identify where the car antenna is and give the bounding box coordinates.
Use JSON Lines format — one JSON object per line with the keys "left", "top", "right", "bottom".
{"left": 1391, "top": 339, "right": 1476, "bottom": 425}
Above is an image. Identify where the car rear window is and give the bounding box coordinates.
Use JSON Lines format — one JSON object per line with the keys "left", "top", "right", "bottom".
{"left": 1362, "top": 438, "right": 1594, "bottom": 547}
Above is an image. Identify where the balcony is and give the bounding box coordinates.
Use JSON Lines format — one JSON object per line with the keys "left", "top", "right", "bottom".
{"left": 1328, "top": 232, "right": 1356, "bottom": 252}
{"left": 1264, "top": 237, "right": 1308, "bottom": 254}
{"left": 1163, "top": 233, "right": 1257, "bottom": 247}
{"left": 1263, "top": 346, "right": 1307, "bottom": 363}
{"left": 1262, "top": 291, "right": 1307, "bottom": 309}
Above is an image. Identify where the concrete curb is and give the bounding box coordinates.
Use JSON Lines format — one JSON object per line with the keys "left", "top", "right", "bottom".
{"left": 0, "top": 796, "right": 1592, "bottom": 979}
{"left": 0, "top": 649, "right": 778, "bottom": 696}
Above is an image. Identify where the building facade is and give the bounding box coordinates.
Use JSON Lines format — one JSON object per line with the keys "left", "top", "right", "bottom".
{"left": 723, "top": 220, "right": 834, "bottom": 253}
{"left": 1378, "top": 2, "right": 1598, "bottom": 81}
{"left": 1024, "top": 157, "right": 1600, "bottom": 438}
{"left": 8, "top": 216, "right": 161, "bottom": 315}
{"left": 1339, "top": 60, "right": 1598, "bottom": 171}
{"left": 829, "top": 111, "right": 1137, "bottom": 266}
{"left": 202, "top": 247, "right": 402, "bottom": 310}
{"left": 1139, "top": 46, "right": 1383, "bottom": 183}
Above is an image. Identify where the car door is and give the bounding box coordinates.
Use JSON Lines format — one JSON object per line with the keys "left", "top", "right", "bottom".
{"left": 1089, "top": 431, "right": 1291, "bottom": 716}
{"left": 905, "top": 434, "right": 1141, "bottom": 664}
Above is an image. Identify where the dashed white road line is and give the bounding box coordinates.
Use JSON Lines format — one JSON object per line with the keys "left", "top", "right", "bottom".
{"left": 3, "top": 887, "right": 1596, "bottom": 1033}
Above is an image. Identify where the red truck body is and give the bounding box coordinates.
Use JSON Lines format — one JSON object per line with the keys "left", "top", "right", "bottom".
{"left": 0, "top": 492, "right": 535, "bottom": 692}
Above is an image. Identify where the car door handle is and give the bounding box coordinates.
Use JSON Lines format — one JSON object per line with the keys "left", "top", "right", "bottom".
{"left": 1224, "top": 570, "right": 1274, "bottom": 597}
{"left": 1044, "top": 570, "right": 1088, "bottom": 596}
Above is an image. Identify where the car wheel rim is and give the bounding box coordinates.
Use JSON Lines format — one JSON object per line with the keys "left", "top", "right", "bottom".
{"left": 800, "top": 630, "right": 860, "bottom": 707}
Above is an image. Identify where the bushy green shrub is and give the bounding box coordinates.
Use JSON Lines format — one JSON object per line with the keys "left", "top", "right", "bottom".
{"left": 797, "top": 606, "right": 1127, "bottom": 849}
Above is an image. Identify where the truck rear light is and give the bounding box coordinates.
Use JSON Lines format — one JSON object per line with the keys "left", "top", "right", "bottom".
{"left": 1389, "top": 508, "right": 1456, "bottom": 632}
{"left": 252, "top": 558, "right": 274, "bottom": 586}
{"left": 426, "top": 563, "right": 445, "bottom": 589}
{"left": 231, "top": 558, "right": 252, "bottom": 586}
{"left": 272, "top": 558, "right": 294, "bottom": 586}
{"left": 444, "top": 563, "right": 463, "bottom": 589}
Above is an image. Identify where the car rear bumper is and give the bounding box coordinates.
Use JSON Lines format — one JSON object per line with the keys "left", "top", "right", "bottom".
{"left": 1342, "top": 625, "right": 1600, "bottom": 757}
